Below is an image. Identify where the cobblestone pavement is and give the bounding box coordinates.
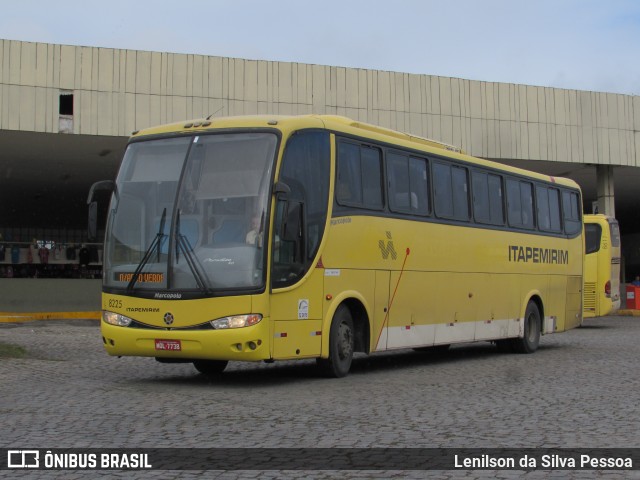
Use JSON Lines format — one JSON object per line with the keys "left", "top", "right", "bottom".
{"left": 1, "top": 316, "right": 639, "bottom": 479}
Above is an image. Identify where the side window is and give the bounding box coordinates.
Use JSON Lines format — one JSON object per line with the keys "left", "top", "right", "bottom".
{"left": 487, "top": 174, "right": 505, "bottom": 225}
{"left": 409, "top": 157, "right": 430, "bottom": 215}
{"left": 452, "top": 166, "right": 469, "bottom": 220}
{"left": 507, "top": 179, "right": 534, "bottom": 229}
{"left": 548, "top": 188, "right": 562, "bottom": 232}
{"left": 472, "top": 171, "right": 504, "bottom": 225}
{"left": 433, "top": 162, "right": 469, "bottom": 221}
{"left": 536, "top": 186, "right": 562, "bottom": 233}
{"left": 336, "top": 143, "right": 361, "bottom": 205}
{"left": 562, "top": 190, "right": 581, "bottom": 235}
{"left": 362, "top": 146, "right": 383, "bottom": 209}
{"left": 585, "top": 223, "right": 602, "bottom": 255}
{"left": 387, "top": 152, "right": 429, "bottom": 216}
{"left": 336, "top": 141, "right": 383, "bottom": 210}
{"left": 273, "top": 130, "right": 330, "bottom": 288}
{"left": 433, "top": 162, "right": 453, "bottom": 218}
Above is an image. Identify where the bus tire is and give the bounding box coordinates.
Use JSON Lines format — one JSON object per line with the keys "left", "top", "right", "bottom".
{"left": 512, "top": 301, "right": 541, "bottom": 354}
{"left": 317, "top": 305, "right": 354, "bottom": 378}
{"left": 193, "top": 359, "right": 228, "bottom": 375}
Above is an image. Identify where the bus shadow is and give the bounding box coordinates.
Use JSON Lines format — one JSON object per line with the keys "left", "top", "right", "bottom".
{"left": 578, "top": 323, "right": 613, "bottom": 330}
{"left": 136, "top": 341, "right": 557, "bottom": 387}
{"left": 348, "top": 342, "right": 558, "bottom": 375}
{"left": 140, "top": 360, "right": 320, "bottom": 387}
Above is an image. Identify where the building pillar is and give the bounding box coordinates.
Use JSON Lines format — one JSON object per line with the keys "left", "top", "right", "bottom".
{"left": 596, "top": 165, "right": 615, "bottom": 217}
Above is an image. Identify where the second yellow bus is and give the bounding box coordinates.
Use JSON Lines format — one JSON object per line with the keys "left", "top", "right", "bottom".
{"left": 583, "top": 214, "right": 621, "bottom": 317}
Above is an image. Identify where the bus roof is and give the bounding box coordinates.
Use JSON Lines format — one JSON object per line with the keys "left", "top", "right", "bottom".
{"left": 131, "top": 114, "right": 581, "bottom": 190}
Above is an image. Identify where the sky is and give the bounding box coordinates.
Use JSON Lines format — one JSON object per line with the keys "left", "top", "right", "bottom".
{"left": 2, "top": 0, "right": 640, "bottom": 95}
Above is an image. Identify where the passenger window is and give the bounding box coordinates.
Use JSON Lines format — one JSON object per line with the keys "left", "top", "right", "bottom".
{"left": 472, "top": 171, "right": 504, "bottom": 225}
{"left": 361, "top": 147, "right": 383, "bottom": 209}
{"left": 388, "top": 152, "right": 429, "bottom": 215}
{"left": 336, "top": 141, "right": 383, "bottom": 210}
{"left": 434, "top": 162, "right": 469, "bottom": 221}
{"left": 507, "top": 179, "right": 534, "bottom": 229}
{"left": 336, "top": 143, "right": 361, "bottom": 205}
{"left": 562, "top": 191, "right": 581, "bottom": 235}
{"left": 585, "top": 224, "right": 602, "bottom": 254}
{"left": 536, "top": 186, "right": 562, "bottom": 233}
{"left": 451, "top": 166, "right": 469, "bottom": 220}
{"left": 434, "top": 163, "right": 453, "bottom": 218}
{"left": 409, "top": 157, "right": 430, "bottom": 215}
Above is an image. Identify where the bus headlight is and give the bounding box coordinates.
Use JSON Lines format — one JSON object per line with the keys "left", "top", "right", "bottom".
{"left": 210, "top": 314, "right": 262, "bottom": 329}
{"left": 103, "top": 311, "right": 133, "bottom": 327}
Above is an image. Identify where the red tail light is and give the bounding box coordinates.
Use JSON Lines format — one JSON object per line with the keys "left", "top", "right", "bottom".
{"left": 605, "top": 280, "right": 611, "bottom": 297}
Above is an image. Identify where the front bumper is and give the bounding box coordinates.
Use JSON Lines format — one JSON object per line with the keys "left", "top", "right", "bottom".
{"left": 101, "top": 317, "right": 271, "bottom": 362}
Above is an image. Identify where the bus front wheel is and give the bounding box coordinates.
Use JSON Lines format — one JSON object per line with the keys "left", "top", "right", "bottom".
{"left": 317, "top": 305, "right": 354, "bottom": 378}
{"left": 193, "top": 359, "right": 228, "bottom": 375}
{"left": 512, "top": 301, "right": 541, "bottom": 354}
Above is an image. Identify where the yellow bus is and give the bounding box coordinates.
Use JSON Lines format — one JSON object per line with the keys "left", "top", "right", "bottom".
{"left": 92, "top": 115, "right": 584, "bottom": 377}
{"left": 583, "top": 214, "right": 621, "bottom": 317}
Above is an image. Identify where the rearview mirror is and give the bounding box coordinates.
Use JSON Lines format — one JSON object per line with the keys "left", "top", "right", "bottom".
{"left": 87, "top": 180, "right": 115, "bottom": 242}
{"left": 88, "top": 201, "right": 98, "bottom": 241}
{"left": 87, "top": 180, "right": 116, "bottom": 204}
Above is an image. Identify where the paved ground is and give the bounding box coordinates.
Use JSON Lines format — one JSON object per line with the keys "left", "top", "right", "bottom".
{"left": 1, "top": 316, "right": 639, "bottom": 479}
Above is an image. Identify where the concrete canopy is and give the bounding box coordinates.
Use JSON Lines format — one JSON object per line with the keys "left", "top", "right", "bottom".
{"left": 0, "top": 130, "right": 125, "bottom": 229}
{"left": 1, "top": 39, "right": 639, "bottom": 238}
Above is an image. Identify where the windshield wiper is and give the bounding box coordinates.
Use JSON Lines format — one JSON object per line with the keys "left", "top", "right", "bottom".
{"left": 127, "top": 207, "right": 168, "bottom": 291}
{"left": 175, "top": 209, "right": 213, "bottom": 292}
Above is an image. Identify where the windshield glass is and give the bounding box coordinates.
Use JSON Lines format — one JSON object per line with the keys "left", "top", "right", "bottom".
{"left": 103, "top": 132, "right": 277, "bottom": 294}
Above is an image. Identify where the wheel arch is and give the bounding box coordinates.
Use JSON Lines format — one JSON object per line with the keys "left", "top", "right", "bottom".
{"left": 523, "top": 291, "right": 544, "bottom": 332}
{"left": 341, "top": 297, "right": 370, "bottom": 354}
{"left": 321, "top": 293, "right": 371, "bottom": 357}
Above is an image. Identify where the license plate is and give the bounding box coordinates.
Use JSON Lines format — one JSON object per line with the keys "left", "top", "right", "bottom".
{"left": 155, "top": 339, "right": 181, "bottom": 351}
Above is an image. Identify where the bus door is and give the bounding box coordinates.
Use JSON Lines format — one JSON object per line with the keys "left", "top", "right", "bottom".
{"left": 269, "top": 130, "right": 331, "bottom": 360}
{"left": 269, "top": 182, "right": 325, "bottom": 360}
{"left": 270, "top": 272, "right": 325, "bottom": 360}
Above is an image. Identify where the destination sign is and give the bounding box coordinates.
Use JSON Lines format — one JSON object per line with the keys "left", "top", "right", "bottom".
{"left": 115, "top": 272, "right": 165, "bottom": 283}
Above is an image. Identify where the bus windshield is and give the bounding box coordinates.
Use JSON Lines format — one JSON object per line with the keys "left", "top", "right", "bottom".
{"left": 103, "top": 132, "right": 277, "bottom": 294}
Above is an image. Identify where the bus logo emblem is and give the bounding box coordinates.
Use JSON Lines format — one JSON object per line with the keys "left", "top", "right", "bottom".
{"left": 378, "top": 231, "right": 397, "bottom": 260}
{"left": 163, "top": 312, "right": 174, "bottom": 325}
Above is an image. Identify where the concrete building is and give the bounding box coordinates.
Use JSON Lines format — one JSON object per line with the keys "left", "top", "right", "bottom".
{"left": 1, "top": 39, "right": 639, "bottom": 312}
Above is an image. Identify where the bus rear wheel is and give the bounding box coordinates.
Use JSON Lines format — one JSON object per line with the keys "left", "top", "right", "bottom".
{"left": 317, "top": 305, "right": 354, "bottom": 378}
{"left": 512, "top": 301, "right": 541, "bottom": 353}
{"left": 193, "top": 359, "right": 228, "bottom": 375}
